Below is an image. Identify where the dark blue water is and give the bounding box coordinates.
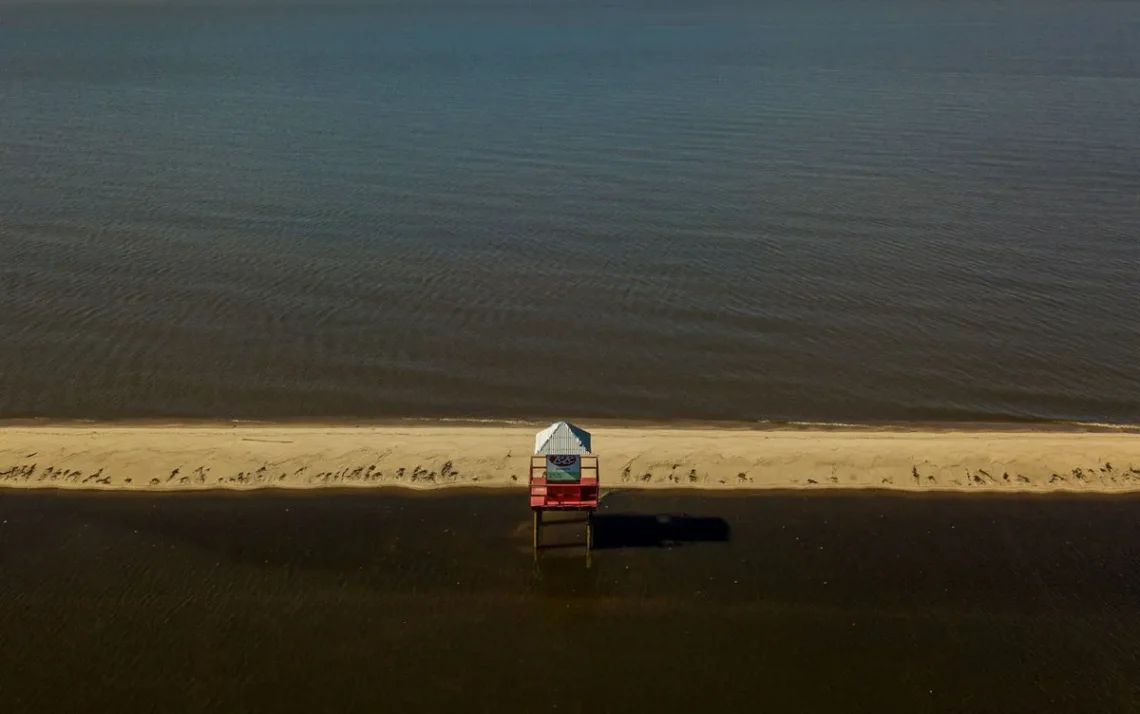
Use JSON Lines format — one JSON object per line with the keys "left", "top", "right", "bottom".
{"left": 2, "top": 0, "right": 1139, "bottom": 423}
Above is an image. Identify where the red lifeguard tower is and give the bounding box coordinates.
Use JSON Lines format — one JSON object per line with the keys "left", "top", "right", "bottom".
{"left": 530, "top": 421, "right": 598, "bottom": 550}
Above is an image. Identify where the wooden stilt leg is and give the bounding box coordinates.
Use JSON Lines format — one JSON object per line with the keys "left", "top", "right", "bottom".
{"left": 586, "top": 511, "right": 593, "bottom": 551}
{"left": 533, "top": 509, "right": 542, "bottom": 550}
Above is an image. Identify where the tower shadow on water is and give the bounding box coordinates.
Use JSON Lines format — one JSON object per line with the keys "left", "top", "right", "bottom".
{"left": 590, "top": 513, "right": 731, "bottom": 550}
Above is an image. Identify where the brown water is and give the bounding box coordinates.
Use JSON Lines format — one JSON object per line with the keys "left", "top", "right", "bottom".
{"left": 2, "top": 0, "right": 1140, "bottom": 425}
{"left": 2, "top": 490, "right": 1138, "bottom": 712}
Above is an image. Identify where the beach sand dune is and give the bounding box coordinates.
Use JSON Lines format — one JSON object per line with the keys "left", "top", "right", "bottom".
{"left": 2, "top": 423, "right": 1140, "bottom": 493}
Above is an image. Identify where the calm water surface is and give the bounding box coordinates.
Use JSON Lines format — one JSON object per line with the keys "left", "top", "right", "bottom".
{"left": 2, "top": 0, "right": 1139, "bottom": 422}
{"left": 1, "top": 490, "right": 1139, "bottom": 712}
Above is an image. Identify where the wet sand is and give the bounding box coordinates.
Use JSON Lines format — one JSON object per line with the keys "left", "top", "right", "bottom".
{"left": 1, "top": 490, "right": 1138, "bottom": 713}
{"left": 2, "top": 422, "right": 1140, "bottom": 493}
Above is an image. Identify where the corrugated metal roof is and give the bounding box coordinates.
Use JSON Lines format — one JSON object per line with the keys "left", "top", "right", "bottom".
{"left": 534, "top": 421, "right": 592, "bottom": 455}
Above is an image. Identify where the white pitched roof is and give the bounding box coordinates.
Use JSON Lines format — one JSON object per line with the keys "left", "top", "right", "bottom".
{"left": 534, "top": 421, "right": 592, "bottom": 455}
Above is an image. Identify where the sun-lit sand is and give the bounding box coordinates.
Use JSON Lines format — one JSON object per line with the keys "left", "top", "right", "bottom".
{"left": 2, "top": 422, "right": 1139, "bottom": 493}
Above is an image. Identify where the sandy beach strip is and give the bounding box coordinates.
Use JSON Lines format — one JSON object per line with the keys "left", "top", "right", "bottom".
{"left": 1, "top": 422, "right": 1139, "bottom": 493}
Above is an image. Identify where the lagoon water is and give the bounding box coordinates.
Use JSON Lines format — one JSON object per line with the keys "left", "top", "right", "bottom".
{"left": 2, "top": 0, "right": 1139, "bottom": 422}
{"left": 2, "top": 490, "right": 1139, "bottom": 713}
